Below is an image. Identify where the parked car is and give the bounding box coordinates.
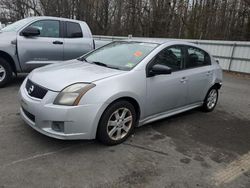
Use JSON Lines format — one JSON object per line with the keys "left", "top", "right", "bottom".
{"left": 0, "top": 16, "right": 95, "bottom": 87}
{"left": 18, "top": 40, "right": 223, "bottom": 145}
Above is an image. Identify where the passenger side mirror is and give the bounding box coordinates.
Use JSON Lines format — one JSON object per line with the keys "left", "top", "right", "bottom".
{"left": 149, "top": 64, "right": 172, "bottom": 77}
{"left": 22, "top": 27, "right": 40, "bottom": 37}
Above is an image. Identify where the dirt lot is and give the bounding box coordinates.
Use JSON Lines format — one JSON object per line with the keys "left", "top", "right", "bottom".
{"left": 0, "top": 72, "right": 249, "bottom": 188}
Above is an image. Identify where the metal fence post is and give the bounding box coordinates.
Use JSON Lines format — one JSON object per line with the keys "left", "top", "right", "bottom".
{"left": 228, "top": 43, "right": 236, "bottom": 71}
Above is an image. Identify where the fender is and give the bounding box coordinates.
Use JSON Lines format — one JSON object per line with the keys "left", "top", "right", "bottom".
{"left": 0, "top": 32, "right": 22, "bottom": 72}
{"left": 88, "top": 92, "right": 142, "bottom": 139}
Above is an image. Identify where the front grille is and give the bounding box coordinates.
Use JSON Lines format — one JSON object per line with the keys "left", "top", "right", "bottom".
{"left": 26, "top": 79, "right": 48, "bottom": 99}
{"left": 22, "top": 108, "right": 35, "bottom": 122}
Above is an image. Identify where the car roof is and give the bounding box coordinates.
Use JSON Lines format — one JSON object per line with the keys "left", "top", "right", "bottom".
{"left": 28, "top": 16, "right": 86, "bottom": 24}
{"left": 122, "top": 38, "right": 198, "bottom": 46}
{"left": 119, "top": 38, "right": 207, "bottom": 52}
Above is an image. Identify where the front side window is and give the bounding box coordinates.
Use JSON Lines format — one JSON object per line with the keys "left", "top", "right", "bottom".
{"left": 153, "top": 46, "right": 183, "bottom": 71}
{"left": 66, "top": 22, "right": 83, "bottom": 38}
{"left": 84, "top": 41, "right": 158, "bottom": 70}
{"left": 28, "top": 20, "right": 60, "bottom": 38}
{"left": 186, "top": 46, "right": 211, "bottom": 68}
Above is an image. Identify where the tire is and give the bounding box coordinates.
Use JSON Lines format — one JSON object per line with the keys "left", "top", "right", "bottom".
{"left": 202, "top": 87, "right": 219, "bottom": 112}
{"left": 97, "top": 100, "right": 137, "bottom": 145}
{"left": 0, "top": 57, "right": 13, "bottom": 88}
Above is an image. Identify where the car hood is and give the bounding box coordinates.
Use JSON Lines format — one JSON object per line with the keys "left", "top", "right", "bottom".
{"left": 29, "top": 60, "right": 125, "bottom": 91}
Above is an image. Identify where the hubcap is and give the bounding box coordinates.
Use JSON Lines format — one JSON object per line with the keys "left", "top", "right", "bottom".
{"left": 0, "top": 65, "right": 6, "bottom": 82}
{"left": 107, "top": 107, "right": 133, "bottom": 141}
{"left": 207, "top": 89, "right": 217, "bottom": 109}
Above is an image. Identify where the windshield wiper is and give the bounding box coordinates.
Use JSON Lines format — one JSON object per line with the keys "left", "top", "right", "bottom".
{"left": 91, "top": 61, "right": 108, "bottom": 67}
{"left": 78, "top": 56, "right": 89, "bottom": 62}
{"left": 80, "top": 60, "right": 123, "bottom": 70}
{"left": 78, "top": 58, "right": 113, "bottom": 69}
{"left": 91, "top": 61, "right": 124, "bottom": 70}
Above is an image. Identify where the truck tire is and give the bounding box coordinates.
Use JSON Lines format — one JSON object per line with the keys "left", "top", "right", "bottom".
{"left": 0, "top": 57, "right": 13, "bottom": 88}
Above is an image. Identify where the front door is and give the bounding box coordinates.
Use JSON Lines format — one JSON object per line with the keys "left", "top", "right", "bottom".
{"left": 17, "top": 20, "right": 64, "bottom": 72}
{"left": 146, "top": 46, "right": 188, "bottom": 117}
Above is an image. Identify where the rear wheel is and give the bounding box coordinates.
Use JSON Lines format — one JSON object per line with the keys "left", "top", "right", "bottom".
{"left": 0, "top": 58, "right": 13, "bottom": 88}
{"left": 97, "top": 101, "right": 136, "bottom": 145}
{"left": 202, "top": 88, "right": 219, "bottom": 112}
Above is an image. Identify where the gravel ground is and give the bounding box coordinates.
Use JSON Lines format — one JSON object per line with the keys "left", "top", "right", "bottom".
{"left": 0, "top": 72, "right": 249, "bottom": 188}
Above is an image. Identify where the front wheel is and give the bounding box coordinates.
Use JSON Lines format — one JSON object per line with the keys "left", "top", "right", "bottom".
{"left": 202, "top": 88, "right": 219, "bottom": 112}
{"left": 0, "top": 58, "right": 13, "bottom": 88}
{"left": 97, "top": 101, "right": 136, "bottom": 145}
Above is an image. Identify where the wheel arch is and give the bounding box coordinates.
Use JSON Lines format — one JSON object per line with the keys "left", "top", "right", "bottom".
{"left": 107, "top": 96, "right": 141, "bottom": 123}
{"left": 203, "top": 82, "right": 221, "bottom": 102}
{"left": 212, "top": 82, "right": 222, "bottom": 90}
{"left": 202, "top": 83, "right": 219, "bottom": 112}
{"left": 0, "top": 51, "right": 16, "bottom": 73}
{"left": 93, "top": 96, "right": 141, "bottom": 139}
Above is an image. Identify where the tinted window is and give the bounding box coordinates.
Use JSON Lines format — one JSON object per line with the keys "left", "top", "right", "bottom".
{"left": 66, "top": 22, "right": 83, "bottom": 38}
{"left": 29, "top": 20, "right": 60, "bottom": 38}
{"left": 186, "top": 46, "right": 211, "bottom": 68}
{"left": 85, "top": 41, "right": 158, "bottom": 70}
{"left": 153, "top": 46, "right": 183, "bottom": 71}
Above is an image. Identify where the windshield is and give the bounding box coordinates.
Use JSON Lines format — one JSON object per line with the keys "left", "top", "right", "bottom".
{"left": 84, "top": 41, "right": 159, "bottom": 70}
{"left": 1, "top": 18, "right": 32, "bottom": 32}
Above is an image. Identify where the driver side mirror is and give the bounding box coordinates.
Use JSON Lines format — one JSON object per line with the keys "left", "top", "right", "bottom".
{"left": 22, "top": 27, "right": 40, "bottom": 37}
{"left": 148, "top": 64, "right": 172, "bottom": 77}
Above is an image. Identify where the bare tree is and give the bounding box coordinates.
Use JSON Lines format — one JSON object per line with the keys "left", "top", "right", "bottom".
{"left": 0, "top": 0, "right": 250, "bottom": 41}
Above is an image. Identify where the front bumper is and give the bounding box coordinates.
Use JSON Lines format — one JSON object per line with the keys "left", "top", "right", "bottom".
{"left": 18, "top": 81, "right": 104, "bottom": 140}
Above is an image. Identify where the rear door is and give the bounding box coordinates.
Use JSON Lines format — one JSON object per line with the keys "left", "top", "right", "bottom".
{"left": 63, "top": 21, "right": 93, "bottom": 60}
{"left": 17, "top": 20, "right": 64, "bottom": 72}
{"left": 183, "top": 46, "right": 213, "bottom": 104}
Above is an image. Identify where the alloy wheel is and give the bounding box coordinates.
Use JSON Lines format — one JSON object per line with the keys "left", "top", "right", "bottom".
{"left": 107, "top": 107, "right": 133, "bottom": 141}
{"left": 207, "top": 89, "right": 218, "bottom": 109}
{"left": 0, "top": 65, "right": 6, "bottom": 82}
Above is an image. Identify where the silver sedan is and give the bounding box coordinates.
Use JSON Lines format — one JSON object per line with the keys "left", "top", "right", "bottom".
{"left": 19, "top": 40, "right": 223, "bottom": 145}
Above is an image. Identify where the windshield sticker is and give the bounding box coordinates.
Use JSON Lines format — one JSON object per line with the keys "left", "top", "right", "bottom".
{"left": 134, "top": 51, "right": 143, "bottom": 57}
{"left": 126, "top": 62, "right": 134, "bottom": 68}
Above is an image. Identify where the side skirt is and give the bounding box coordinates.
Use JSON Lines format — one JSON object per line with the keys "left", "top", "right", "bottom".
{"left": 138, "top": 102, "right": 203, "bottom": 127}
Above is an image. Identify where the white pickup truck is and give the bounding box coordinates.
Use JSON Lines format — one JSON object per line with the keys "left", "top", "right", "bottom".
{"left": 0, "top": 16, "right": 99, "bottom": 87}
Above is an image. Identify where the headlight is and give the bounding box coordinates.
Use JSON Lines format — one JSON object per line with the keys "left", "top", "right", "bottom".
{"left": 54, "top": 83, "right": 95, "bottom": 106}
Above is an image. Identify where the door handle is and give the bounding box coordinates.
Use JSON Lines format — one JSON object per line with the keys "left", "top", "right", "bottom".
{"left": 53, "top": 41, "right": 63, "bottom": 45}
{"left": 180, "top": 77, "right": 188, "bottom": 83}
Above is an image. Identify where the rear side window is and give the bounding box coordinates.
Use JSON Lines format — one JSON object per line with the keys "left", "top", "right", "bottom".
{"left": 186, "top": 46, "right": 211, "bottom": 68}
{"left": 66, "top": 22, "right": 83, "bottom": 38}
